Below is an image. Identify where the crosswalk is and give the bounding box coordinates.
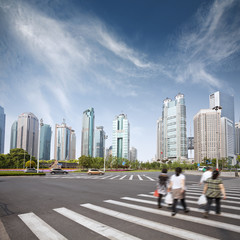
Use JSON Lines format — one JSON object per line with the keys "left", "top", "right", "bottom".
{"left": 17, "top": 184, "right": 240, "bottom": 240}
{"left": 44, "top": 173, "right": 157, "bottom": 181}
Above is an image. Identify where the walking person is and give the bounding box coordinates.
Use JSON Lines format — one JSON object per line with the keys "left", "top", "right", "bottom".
{"left": 168, "top": 167, "right": 189, "bottom": 216}
{"left": 199, "top": 166, "right": 213, "bottom": 185}
{"left": 156, "top": 168, "right": 169, "bottom": 208}
{"left": 202, "top": 170, "right": 226, "bottom": 218}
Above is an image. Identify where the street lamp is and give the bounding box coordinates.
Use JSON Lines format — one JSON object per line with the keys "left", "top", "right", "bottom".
{"left": 212, "top": 106, "right": 222, "bottom": 170}
{"left": 37, "top": 119, "right": 43, "bottom": 173}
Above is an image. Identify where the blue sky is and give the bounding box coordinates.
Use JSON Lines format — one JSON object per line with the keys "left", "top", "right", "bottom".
{"left": 0, "top": 0, "right": 240, "bottom": 161}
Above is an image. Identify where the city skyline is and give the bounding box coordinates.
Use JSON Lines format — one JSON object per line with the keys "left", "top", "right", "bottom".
{"left": 1, "top": 0, "right": 240, "bottom": 162}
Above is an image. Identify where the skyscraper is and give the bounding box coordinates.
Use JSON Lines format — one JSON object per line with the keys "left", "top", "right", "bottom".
{"left": 194, "top": 109, "right": 222, "bottom": 163}
{"left": 81, "top": 108, "right": 95, "bottom": 157}
{"left": 17, "top": 112, "right": 39, "bottom": 158}
{"left": 156, "top": 117, "right": 163, "bottom": 161}
{"left": 235, "top": 122, "right": 240, "bottom": 155}
{"left": 159, "top": 93, "right": 187, "bottom": 161}
{"left": 94, "top": 126, "right": 106, "bottom": 158}
{"left": 54, "top": 120, "right": 74, "bottom": 161}
{"left": 39, "top": 123, "right": 52, "bottom": 160}
{"left": 70, "top": 130, "right": 76, "bottom": 159}
{"left": 210, "top": 91, "right": 235, "bottom": 161}
{"left": 112, "top": 114, "right": 130, "bottom": 160}
{"left": 0, "top": 106, "right": 6, "bottom": 153}
{"left": 10, "top": 120, "right": 18, "bottom": 149}
{"left": 130, "top": 147, "right": 137, "bottom": 161}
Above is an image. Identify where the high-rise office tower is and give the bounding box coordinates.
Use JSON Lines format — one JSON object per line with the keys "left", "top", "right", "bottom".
{"left": 94, "top": 126, "right": 106, "bottom": 158}
{"left": 130, "top": 147, "right": 137, "bottom": 161}
{"left": 112, "top": 114, "right": 130, "bottom": 160}
{"left": 54, "top": 120, "right": 75, "bottom": 161}
{"left": 17, "top": 112, "right": 39, "bottom": 158}
{"left": 70, "top": 130, "right": 76, "bottom": 159}
{"left": 156, "top": 117, "right": 163, "bottom": 161}
{"left": 210, "top": 91, "right": 235, "bottom": 158}
{"left": 10, "top": 120, "right": 18, "bottom": 149}
{"left": 194, "top": 109, "right": 223, "bottom": 163}
{"left": 39, "top": 122, "right": 52, "bottom": 160}
{"left": 81, "top": 108, "right": 95, "bottom": 157}
{"left": 0, "top": 106, "right": 6, "bottom": 153}
{"left": 235, "top": 122, "right": 240, "bottom": 155}
{"left": 159, "top": 93, "right": 187, "bottom": 161}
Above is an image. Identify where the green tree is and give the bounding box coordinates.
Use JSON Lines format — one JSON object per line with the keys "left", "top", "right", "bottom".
{"left": 25, "top": 160, "right": 36, "bottom": 168}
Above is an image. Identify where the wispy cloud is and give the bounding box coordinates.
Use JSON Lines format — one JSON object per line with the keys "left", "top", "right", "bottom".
{"left": 169, "top": 0, "right": 240, "bottom": 88}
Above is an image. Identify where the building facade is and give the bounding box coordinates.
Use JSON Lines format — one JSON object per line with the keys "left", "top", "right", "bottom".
{"left": 81, "top": 108, "right": 95, "bottom": 157}
{"left": 235, "top": 122, "right": 240, "bottom": 155}
{"left": 54, "top": 121, "right": 74, "bottom": 161}
{"left": 156, "top": 117, "right": 163, "bottom": 161}
{"left": 70, "top": 130, "right": 76, "bottom": 160}
{"left": 39, "top": 123, "right": 52, "bottom": 160}
{"left": 10, "top": 120, "right": 18, "bottom": 149}
{"left": 130, "top": 147, "right": 137, "bottom": 161}
{"left": 94, "top": 126, "right": 106, "bottom": 158}
{"left": 112, "top": 114, "right": 130, "bottom": 160}
{"left": 17, "top": 112, "right": 39, "bottom": 158}
{"left": 194, "top": 109, "right": 223, "bottom": 163}
{"left": 0, "top": 106, "right": 6, "bottom": 153}
{"left": 159, "top": 93, "right": 187, "bottom": 161}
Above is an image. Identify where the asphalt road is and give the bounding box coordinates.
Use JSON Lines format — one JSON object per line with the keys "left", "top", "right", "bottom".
{"left": 0, "top": 171, "right": 239, "bottom": 240}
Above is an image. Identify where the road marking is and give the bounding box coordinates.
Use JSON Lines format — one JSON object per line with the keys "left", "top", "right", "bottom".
{"left": 186, "top": 192, "right": 240, "bottom": 200}
{"left": 187, "top": 187, "right": 240, "bottom": 194}
{"left": 0, "top": 219, "right": 10, "bottom": 240}
{"left": 104, "top": 200, "right": 240, "bottom": 234}
{"left": 129, "top": 175, "right": 133, "bottom": 180}
{"left": 140, "top": 194, "right": 240, "bottom": 210}
{"left": 110, "top": 175, "right": 120, "bottom": 179}
{"left": 121, "top": 197, "right": 240, "bottom": 220}
{"left": 137, "top": 175, "right": 143, "bottom": 180}
{"left": 119, "top": 175, "right": 127, "bottom": 180}
{"left": 101, "top": 175, "right": 113, "bottom": 179}
{"left": 187, "top": 189, "right": 240, "bottom": 197}
{"left": 54, "top": 207, "right": 141, "bottom": 240}
{"left": 18, "top": 212, "right": 67, "bottom": 240}
{"left": 144, "top": 175, "right": 155, "bottom": 181}
{"left": 81, "top": 203, "right": 218, "bottom": 240}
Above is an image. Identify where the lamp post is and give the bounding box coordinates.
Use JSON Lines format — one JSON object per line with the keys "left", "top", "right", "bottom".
{"left": 212, "top": 106, "right": 222, "bottom": 170}
{"left": 37, "top": 119, "right": 43, "bottom": 173}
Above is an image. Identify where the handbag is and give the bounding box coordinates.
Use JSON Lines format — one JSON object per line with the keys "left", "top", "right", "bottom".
{"left": 165, "top": 192, "right": 173, "bottom": 204}
{"left": 197, "top": 194, "right": 207, "bottom": 205}
{"left": 153, "top": 189, "right": 159, "bottom": 197}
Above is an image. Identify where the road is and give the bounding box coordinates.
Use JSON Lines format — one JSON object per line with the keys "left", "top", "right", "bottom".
{"left": 0, "top": 171, "right": 239, "bottom": 240}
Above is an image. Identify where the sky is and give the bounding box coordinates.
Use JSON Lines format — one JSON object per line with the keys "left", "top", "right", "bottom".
{"left": 0, "top": 0, "right": 240, "bottom": 162}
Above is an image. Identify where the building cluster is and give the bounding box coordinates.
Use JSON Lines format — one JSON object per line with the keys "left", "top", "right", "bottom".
{"left": 156, "top": 91, "right": 239, "bottom": 165}
{"left": 0, "top": 107, "right": 137, "bottom": 162}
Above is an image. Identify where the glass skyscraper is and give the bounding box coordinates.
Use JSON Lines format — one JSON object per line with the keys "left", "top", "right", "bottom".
{"left": 81, "top": 108, "right": 95, "bottom": 157}
{"left": 112, "top": 114, "right": 130, "bottom": 160}
{"left": 0, "top": 106, "right": 6, "bottom": 153}
{"left": 39, "top": 123, "right": 52, "bottom": 160}
{"left": 10, "top": 120, "right": 18, "bottom": 149}
{"left": 94, "top": 126, "right": 106, "bottom": 158}
{"left": 54, "top": 121, "right": 74, "bottom": 161}
{"left": 159, "top": 93, "right": 187, "bottom": 161}
{"left": 17, "top": 112, "right": 39, "bottom": 158}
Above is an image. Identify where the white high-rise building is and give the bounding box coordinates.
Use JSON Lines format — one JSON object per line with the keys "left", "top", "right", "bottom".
{"left": 54, "top": 121, "right": 75, "bottom": 161}
{"left": 17, "top": 112, "right": 39, "bottom": 158}
{"left": 70, "top": 130, "right": 76, "bottom": 160}
{"left": 112, "top": 114, "right": 130, "bottom": 160}
{"left": 10, "top": 120, "right": 18, "bottom": 150}
{"left": 130, "top": 147, "right": 137, "bottom": 161}
{"left": 94, "top": 126, "right": 106, "bottom": 158}
{"left": 158, "top": 93, "right": 187, "bottom": 162}
{"left": 210, "top": 91, "right": 235, "bottom": 159}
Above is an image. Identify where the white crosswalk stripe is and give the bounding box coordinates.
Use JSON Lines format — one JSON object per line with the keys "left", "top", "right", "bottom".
{"left": 17, "top": 184, "right": 240, "bottom": 240}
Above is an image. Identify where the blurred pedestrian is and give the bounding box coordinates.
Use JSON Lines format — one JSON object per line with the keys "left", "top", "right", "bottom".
{"left": 202, "top": 170, "right": 226, "bottom": 218}
{"left": 156, "top": 168, "right": 169, "bottom": 208}
{"left": 199, "top": 166, "right": 213, "bottom": 185}
{"left": 168, "top": 167, "right": 189, "bottom": 216}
